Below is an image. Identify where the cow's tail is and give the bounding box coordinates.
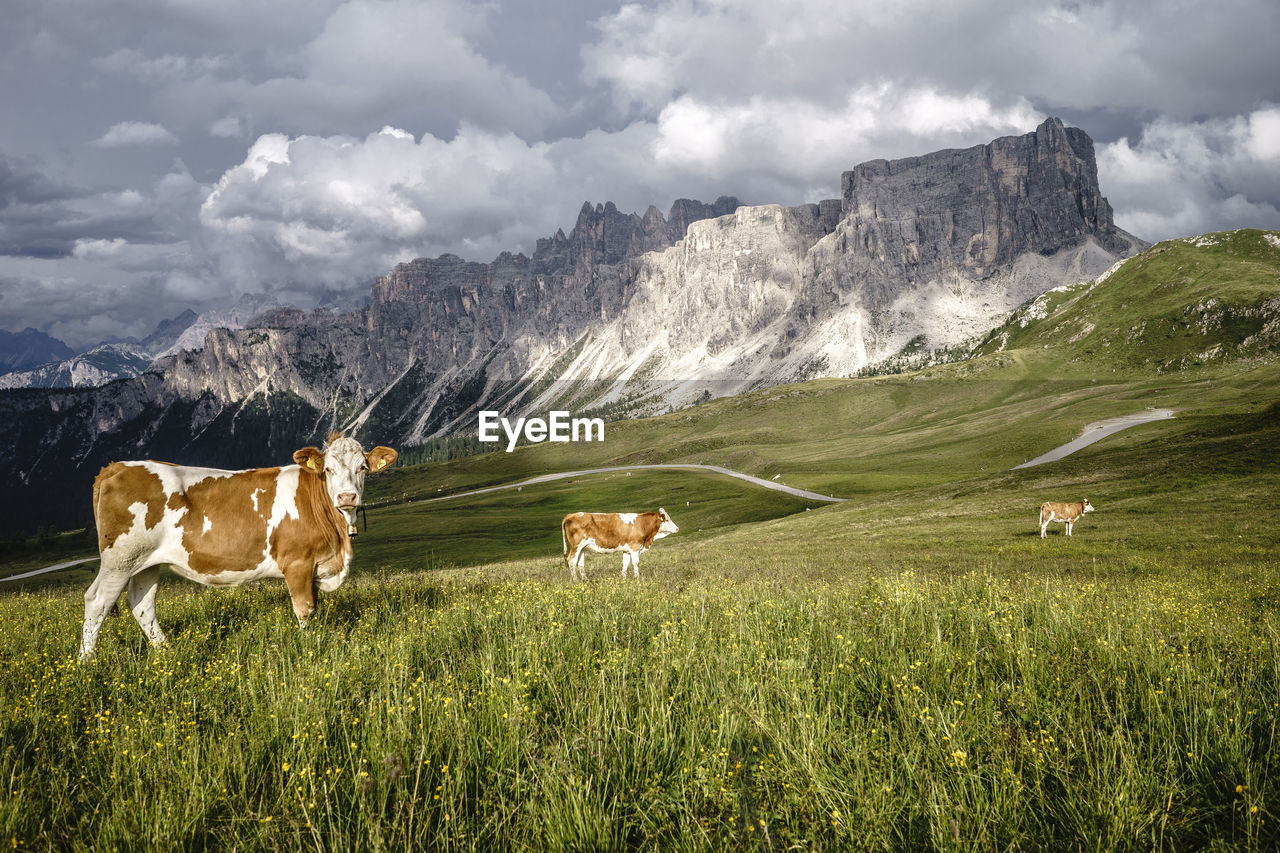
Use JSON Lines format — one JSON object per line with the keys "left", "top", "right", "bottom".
{"left": 91, "top": 465, "right": 114, "bottom": 552}
{"left": 90, "top": 465, "right": 121, "bottom": 617}
{"left": 561, "top": 518, "right": 570, "bottom": 569}
{"left": 91, "top": 475, "right": 102, "bottom": 527}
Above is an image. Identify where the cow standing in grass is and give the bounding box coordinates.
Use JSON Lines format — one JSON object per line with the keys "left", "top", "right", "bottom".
{"left": 562, "top": 509, "right": 678, "bottom": 581}
{"left": 1039, "top": 499, "right": 1094, "bottom": 538}
{"left": 80, "top": 434, "right": 397, "bottom": 661}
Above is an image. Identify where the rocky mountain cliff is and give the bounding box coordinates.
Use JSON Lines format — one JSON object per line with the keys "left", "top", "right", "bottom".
{"left": 0, "top": 118, "right": 1142, "bottom": 534}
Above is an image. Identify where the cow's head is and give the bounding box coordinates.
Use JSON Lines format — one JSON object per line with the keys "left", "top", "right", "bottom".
{"left": 293, "top": 434, "right": 398, "bottom": 522}
{"left": 654, "top": 507, "right": 679, "bottom": 539}
{"left": 1081, "top": 499, "right": 1094, "bottom": 513}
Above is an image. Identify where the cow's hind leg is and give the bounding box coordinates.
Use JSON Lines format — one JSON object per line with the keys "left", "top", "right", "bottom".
{"left": 631, "top": 550, "right": 641, "bottom": 580}
{"left": 620, "top": 550, "right": 631, "bottom": 579}
{"left": 1039, "top": 516, "right": 1050, "bottom": 538}
{"left": 126, "top": 565, "right": 167, "bottom": 648}
{"left": 80, "top": 564, "right": 133, "bottom": 662}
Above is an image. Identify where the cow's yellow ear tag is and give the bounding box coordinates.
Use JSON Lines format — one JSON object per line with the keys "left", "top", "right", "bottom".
{"left": 377, "top": 458, "right": 387, "bottom": 470}
{"left": 307, "top": 458, "right": 318, "bottom": 471}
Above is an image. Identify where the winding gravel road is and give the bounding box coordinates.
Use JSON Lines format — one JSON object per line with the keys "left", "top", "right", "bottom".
{"left": 0, "top": 557, "right": 98, "bottom": 583}
{"left": 418, "top": 463, "right": 847, "bottom": 505}
{"left": 1012, "top": 409, "right": 1176, "bottom": 469}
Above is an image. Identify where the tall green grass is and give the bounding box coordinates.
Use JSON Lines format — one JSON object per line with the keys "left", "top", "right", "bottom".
{"left": 2, "top": 559, "right": 1277, "bottom": 851}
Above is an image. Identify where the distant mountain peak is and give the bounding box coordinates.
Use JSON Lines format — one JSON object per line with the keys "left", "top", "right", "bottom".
{"left": 0, "top": 327, "right": 74, "bottom": 374}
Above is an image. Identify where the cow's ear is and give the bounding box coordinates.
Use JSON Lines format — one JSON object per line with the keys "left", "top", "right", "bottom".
{"left": 293, "top": 447, "right": 324, "bottom": 472}
{"left": 365, "top": 446, "right": 398, "bottom": 472}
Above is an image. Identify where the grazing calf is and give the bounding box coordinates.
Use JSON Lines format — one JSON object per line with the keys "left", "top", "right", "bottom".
{"left": 1039, "top": 499, "right": 1094, "bottom": 538}
{"left": 80, "top": 434, "right": 397, "bottom": 661}
{"left": 561, "top": 509, "right": 678, "bottom": 581}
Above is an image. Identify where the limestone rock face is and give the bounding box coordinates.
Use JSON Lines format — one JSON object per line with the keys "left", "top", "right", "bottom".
{"left": 840, "top": 120, "right": 1126, "bottom": 281}
{"left": 0, "top": 120, "right": 1144, "bottom": 534}
{"left": 520, "top": 119, "right": 1141, "bottom": 406}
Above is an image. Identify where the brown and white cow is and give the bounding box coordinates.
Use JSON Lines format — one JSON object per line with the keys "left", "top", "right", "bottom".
{"left": 79, "top": 434, "right": 397, "bottom": 661}
{"left": 1039, "top": 499, "right": 1094, "bottom": 538}
{"left": 561, "top": 509, "right": 678, "bottom": 581}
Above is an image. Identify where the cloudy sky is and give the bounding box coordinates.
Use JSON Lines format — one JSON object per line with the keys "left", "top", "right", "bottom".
{"left": 2, "top": 0, "right": 1278, "bottom": 349}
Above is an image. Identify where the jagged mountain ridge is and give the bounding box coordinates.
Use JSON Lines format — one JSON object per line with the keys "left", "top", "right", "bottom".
{"left": 0, "top": 328, "right": 74, "bottom": 374}
{"left": 342, "top": 119, "right": 1140, "bottom": 441}
{"left": 0, "top": 118, "right": 1142, "bottom": 534}
{"left": 0, "top": 343, "right": 152, "bottom": 390}
{"left": 0, "top": 298, "right": 284, "bottom": 391}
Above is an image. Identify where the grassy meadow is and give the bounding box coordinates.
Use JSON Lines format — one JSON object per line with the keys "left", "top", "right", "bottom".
{"left": 3, "top": 230, "right": 1280, "bottom": 850}
{"left": 3, "top": 488, "right": 1278, "bottom": 851}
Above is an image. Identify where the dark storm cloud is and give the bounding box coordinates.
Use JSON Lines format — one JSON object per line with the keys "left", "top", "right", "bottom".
{"left": 0, "top": 152, "right": 202, "bottom": 259}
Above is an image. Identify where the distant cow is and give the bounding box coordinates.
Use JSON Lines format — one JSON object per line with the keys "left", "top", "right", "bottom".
{"left": 1039, "top": 499, "right": 1094, "bottom": 538}
{"left": 561, "top": 509, "right": 678, "bottom": 580}
{"left": 79, "top": 434, "right": 397, "bottom": 661}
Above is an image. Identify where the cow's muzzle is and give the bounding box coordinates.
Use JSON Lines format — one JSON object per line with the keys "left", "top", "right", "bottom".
{"left": 336, "top": 493, "right": 359, "bottom": 511}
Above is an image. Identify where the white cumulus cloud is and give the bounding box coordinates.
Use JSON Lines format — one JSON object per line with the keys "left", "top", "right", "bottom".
{"left": 583, "top": 0, "right": 1280, "bottom": 121}
{"left": 71, "top": 238, "right": 128, "bottom": 258}
{"left": 198, "top": 126, "right": 565, "bottom": 294}
{"left": 161, "top": 0, "right": 561, "bottom": 140}
{"left": 1098, "top": 107, "right": 1280, "bottom": 241}
{"left": 649, "top": 86, "right": 1044, "bottom": 203}
{"left": 94, "top": 121, "right": 179, "bottom": 147}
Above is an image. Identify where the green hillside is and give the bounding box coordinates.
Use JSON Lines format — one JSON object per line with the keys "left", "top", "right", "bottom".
{"left": 976, "top": 228, "right": 1280, "bottom": 372}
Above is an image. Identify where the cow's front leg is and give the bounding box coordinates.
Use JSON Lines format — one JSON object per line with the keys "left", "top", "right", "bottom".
{"left": 631, "top": 550, "right": 642, "bottom": 580}
{"left": 284, "top": 567, "right": 317, "bottom": 628}
{"left": 126, "top": 565, "right": 167, "bottom": 648}
{"left": 1065, "top": 521, "right": 1073, "bottom": 537}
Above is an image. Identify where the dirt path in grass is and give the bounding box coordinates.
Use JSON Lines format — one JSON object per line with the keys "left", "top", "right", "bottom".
{"left": 420, "top": 463, "right": 847, "bottom": 505}
{"left": 1012, "top": 409, "right": 1176, "bottom": 469}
